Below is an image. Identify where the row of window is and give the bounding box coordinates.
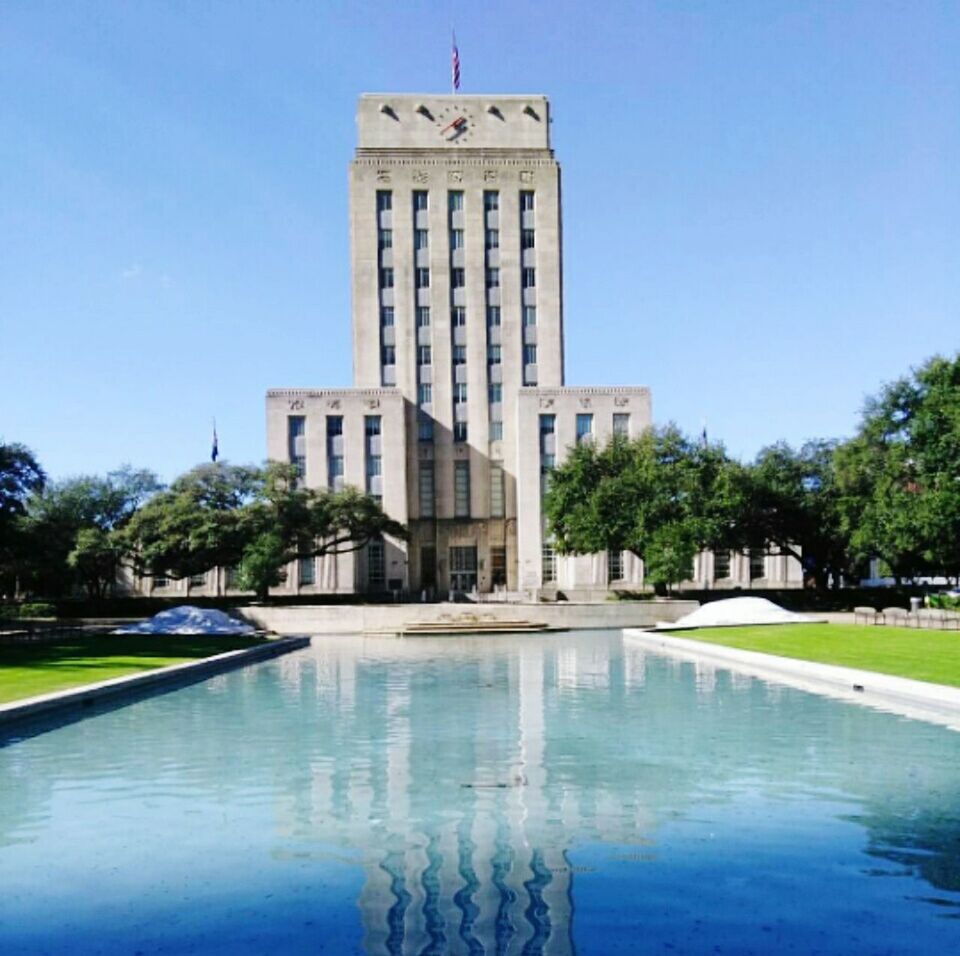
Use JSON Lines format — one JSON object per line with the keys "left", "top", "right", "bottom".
{"left": 379, "top": 266, "right": 535, "bottom": 289}
{"left": 288, "top": 415, "right": 381, "bottom": 495}
{"left": 379, "top": 189, "right": 532, "bottom": 213}
{"left": 417, "top": 460, "right": 505, "bottom": 519}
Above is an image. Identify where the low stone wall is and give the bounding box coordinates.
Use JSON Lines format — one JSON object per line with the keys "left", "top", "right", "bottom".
{"left": 624, "top": 629, "right": 960, "bottom": 731}
{"left": 0, "top": 637, "right": 310, "bottom": 730}
{"left": 238, "top": 600, "right": 698, "bottom": 635}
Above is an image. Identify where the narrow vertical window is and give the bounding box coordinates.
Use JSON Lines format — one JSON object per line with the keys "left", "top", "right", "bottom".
{"left": 454, "top": 461, "right": 471, "bottom": 517}
{"left": 288, "top": 415, "right": 306, "bottom": 481}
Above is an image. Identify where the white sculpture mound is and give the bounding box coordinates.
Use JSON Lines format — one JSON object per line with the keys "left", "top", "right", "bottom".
{"left": 658, "top": 596, "right": 819, "bottom": 630}
{"left": 113, "top": 605, "right": 256, "bottom": 636}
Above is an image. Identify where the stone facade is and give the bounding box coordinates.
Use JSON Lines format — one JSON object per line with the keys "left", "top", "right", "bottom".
{"left": 250, "top": 91, "right": 802, "bottom": 599}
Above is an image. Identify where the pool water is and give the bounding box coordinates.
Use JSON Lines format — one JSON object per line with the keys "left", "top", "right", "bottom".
{"left": 2, "top": 630, "right": 959, "bottom": 954}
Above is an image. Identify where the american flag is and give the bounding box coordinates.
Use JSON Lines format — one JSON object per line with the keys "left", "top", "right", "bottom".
{"left": 451, "top": 33, "right": 460, "bottom": 92}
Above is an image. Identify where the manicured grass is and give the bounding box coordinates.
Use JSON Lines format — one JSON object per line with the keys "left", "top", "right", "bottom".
{"left": 0, "top": 633, "right": 265, "bottom": 704}
{"left": 679, "top": 623, "right": 960, "bottom": 688}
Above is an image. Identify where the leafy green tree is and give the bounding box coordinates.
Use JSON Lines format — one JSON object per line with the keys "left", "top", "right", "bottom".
{"left": 836, "top": 353, "right": 960, "bottom": 583}
{"left": 737, "top": 440, "right": 851, "bottom": 588}
{"left": 0, "top": 443, "right": 46, "bottom": 597}
{"left": 543, "top": 426, "right": 740, "bottom": 591}
{"left": 121, "top": 461, "right": 408, "bottom": 600}
{"left": 19, "top": 466, "right": 160, "bottom": 598}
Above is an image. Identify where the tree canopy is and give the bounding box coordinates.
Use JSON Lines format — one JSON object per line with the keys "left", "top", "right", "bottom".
{"left": 121, "top": 462, "right": 408, "bottom": 599}
{"left": 543, "top": 426, "right": 740, "bottom": 589}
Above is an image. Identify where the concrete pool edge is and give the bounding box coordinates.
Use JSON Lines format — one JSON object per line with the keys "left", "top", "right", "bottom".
{"left": 0, "top": 636, "right": 311, "bottom": 728}
{"left": 623, "top": 628, "right": 960, "bottom": 731}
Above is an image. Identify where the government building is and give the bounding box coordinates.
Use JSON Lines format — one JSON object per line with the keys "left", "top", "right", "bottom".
{"left": 150, "top": 92, "right": 801, "bottom": 600}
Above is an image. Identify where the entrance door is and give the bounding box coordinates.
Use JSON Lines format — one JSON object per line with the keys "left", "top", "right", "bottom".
{"left": 449, "top": 546, "right": 478, "bottom": 597}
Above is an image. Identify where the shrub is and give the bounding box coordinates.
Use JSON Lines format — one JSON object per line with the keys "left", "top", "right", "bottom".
{"left": 0, "top": 601, "right": 57, "bottom": 619}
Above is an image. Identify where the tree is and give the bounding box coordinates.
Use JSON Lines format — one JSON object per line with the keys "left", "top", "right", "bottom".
{"left": 20, "top": 467, "right": 161, "bottom": 598}
{"left": 736, "top": 440, "right": 851, "bottom": 588}
{"left": 121, "top": 461, "right": 408, "bottom": 601}
{"left": 835, "top": 353, "right": 960, "bottom": 583}
{"left": 543, "top": 426, "right": 740, "bottom": 591}
{"left": 0, "top": 443, "right": 46, "bottom": 597}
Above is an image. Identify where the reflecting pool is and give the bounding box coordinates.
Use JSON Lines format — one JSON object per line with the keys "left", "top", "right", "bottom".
{"left": 2, "top": 630, "right": 960, "bottom": 954}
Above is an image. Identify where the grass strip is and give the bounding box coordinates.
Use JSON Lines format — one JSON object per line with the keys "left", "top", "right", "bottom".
{"left": 0, "top": 633, "right": 265, "bottom": 704}
{"left": 679, "top": 623, "right": 960, "bottom": 688}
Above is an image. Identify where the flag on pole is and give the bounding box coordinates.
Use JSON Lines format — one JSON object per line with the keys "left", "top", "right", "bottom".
{"left": 211, "top": 421, "right": 219, "bottom": 462}
{"left": 451, "top": 32, "right": 460, "bottom": 92}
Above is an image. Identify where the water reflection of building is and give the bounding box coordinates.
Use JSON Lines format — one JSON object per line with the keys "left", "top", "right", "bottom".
{"left": 272, "top": 637, "right": 667, "bottom": 954}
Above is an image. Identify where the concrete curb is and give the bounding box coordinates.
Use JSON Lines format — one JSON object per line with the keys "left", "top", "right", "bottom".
{"left": 0, "top": 636, "right": 311, "bottom": 729}
{"left": 623, "top": 628, "right": 960, "bottom": 731}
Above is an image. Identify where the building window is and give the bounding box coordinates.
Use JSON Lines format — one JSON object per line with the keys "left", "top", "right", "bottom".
{"left": 414, "top": 228, "right": 429, "bottom": 249}
{"left": 523, "top": 344, "right": 538, "bottom": 366}
{"left": 490, "top": 545, "right": 507, "bottom": 586}
{"left": 451, "top": 306, "right": 466, "bottom": 326}
{"left": 448, "top": 191, "right": 464, "bottom": 212}
{"left": 488, "top": 383, "right": 502, "bottom": 404}
{"left": 153, "top": 573, "right": 170, "bottom": 589}
{"left": 378, "top": 229, "right": 393, "bottom": 250}
{"left": 485, "top": 229, "right": 500, "bottom": 249}
{"left": 417, "top": 306, "right": 431, "bottom": 327}
{"left": 419, "top": 461, "right": 435, "bottom": 518}
{"left": 189, "top": 572, "right": 206, "bottom": 588}
{"left": 542, "top": 543, "right": 557, "bottom": 583}
{"left": 417, "top": 345, "right": 432, "bottom": 365}
{"left": 420, "top": 545, "right": 437, "bottom": 588}
{"left": 377, "top": 190, "right": 392, "bottom": 212}
{"left": 613, "top": 413, "right": 630, "bottom": 438}
{"left": 749, "top": 549, "right": 765, "bottom": 581}
{"left": 417, "top": 383, "right": 432, "bottom": 405}
{"left": 418, "top": 411, "right": 434, "bottom": 442}
{"left": 299, "top": 556, "right": 315, "bottom": 586}
{"left": 714, "top": 550, "right": 731, "bottom": 580}
{"left": 367, "top": 538, "right": 386, "bottom": 590}
{"left": 288, "top": 415, "right": 306, "bottom": 480}
{"left": 327, "top": 415, "right": 343, "bottom": 490}
{"left": 608, "top": 549, "right": 625, "bottom": 583}
{"left": 523, "top": 306, "right": 537, "bottom": 326}
{"left": 379, "top": 267, "right": 394, "bottom": 288}
{"left": 520, "top": 190, "right": 535, "bottom": 212}
{"left": 380, "top": 306, "right": 395, "bottom": 326}
{"left": 453, "top": 383, "right": 468, "bottom": 403}
{"left": 486, "top": 268, "right": 500, "bottom": 288}
{"left": 413, "top": 190, "right": 428, "bottom": 211}
{"left": 450, "top": 268, "right": 465, "bottom": 288}
{"left": 487, "top": 306, "right": 501, "bottom": 326}
{"left": 454, "top": 461, "right": 470, "bottom": 517}
{"left": 225, "top": 566, "right": 239, "bottom": 589}
{"left": 539, "top": 415, "right": 556, "bottom": 490}
{"left": 521, "top": 228, "right": 535, "bottom": 249}
{"left": 381, "top": 345, "right": 396, "bottom": 366}
{"left": 415, "top": 267, "right": 430, "bottom": 288}
{"left": 453, "top": 421, "right": 468, "bottom": 443}
{"left": 452, "top": 344, "right": 467, "bottom": 365}
{"left": 450, "top": 229, "right": 464, "bottom": 249}
{"left": 484, "top": 191, "right": 499, "bottom": 212}
{"left": 576, "top": 413, "right": 594, "bottom": 445}
{"left": 489, "top": 463, "right": 505, "bottom": 518}
{"left": 487, "top": 344, "right": 502, "bottom": 364}
{"left": 522, "top": 267, "right": 536, "bottom": 288}
{"left": 365, "top": 416, "right": 382, "bottom": 500}
{"left": 489, "top": 420, "right": 503, "bottom": 441}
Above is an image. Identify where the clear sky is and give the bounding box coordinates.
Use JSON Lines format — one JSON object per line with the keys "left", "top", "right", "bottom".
{"left": 2, "top": 0, "right": 957, "bottom": 483}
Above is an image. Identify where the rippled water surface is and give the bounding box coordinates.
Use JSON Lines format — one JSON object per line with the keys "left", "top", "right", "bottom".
{"left": 2, "top": 630, "right": 960, "bottom": 954}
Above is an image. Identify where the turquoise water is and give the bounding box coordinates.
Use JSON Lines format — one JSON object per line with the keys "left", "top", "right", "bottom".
{"left": 2, "top": 629, "right": 960, "bottom": 954}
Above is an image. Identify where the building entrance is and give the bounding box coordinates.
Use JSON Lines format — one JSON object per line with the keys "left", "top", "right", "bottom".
{"left": 449, "top": 546, "right": 478, "bottom": 596}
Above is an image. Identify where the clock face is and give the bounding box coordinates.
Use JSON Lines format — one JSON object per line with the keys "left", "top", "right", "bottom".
{"left": 436, "top": 107, "right": 475, "bottom": 144}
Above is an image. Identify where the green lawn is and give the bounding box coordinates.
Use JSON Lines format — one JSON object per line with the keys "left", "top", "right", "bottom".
{"left": 676, "top": 623, "right": 960, "bottom": 688}
{"left": 0, "top": 633, "right": 265, "bottom": 704}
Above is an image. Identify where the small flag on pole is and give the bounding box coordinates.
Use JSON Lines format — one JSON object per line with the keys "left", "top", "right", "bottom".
{"left": 451, "top": 32, "right": 460, "bottom": 92}
{"left": 211, "top": 421, "right": 219, "bottom": 462}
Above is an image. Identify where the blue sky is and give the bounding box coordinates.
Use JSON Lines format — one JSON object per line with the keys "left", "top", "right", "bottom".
{"left": 2, "top": 0, "right": 957, "bottom": 482}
